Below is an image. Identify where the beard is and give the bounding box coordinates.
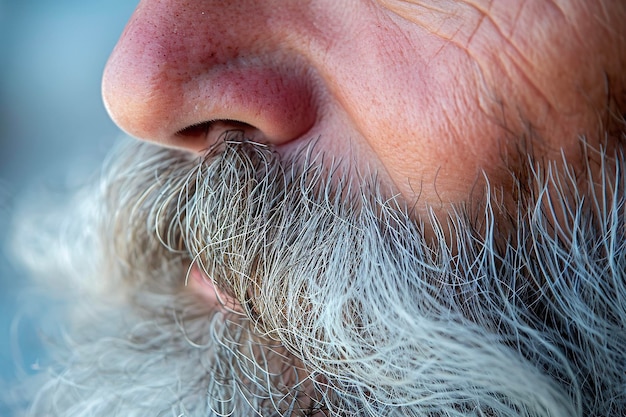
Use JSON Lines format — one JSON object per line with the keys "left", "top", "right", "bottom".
{"left": 8, "top": 131, "right": 626, "bottom": 417}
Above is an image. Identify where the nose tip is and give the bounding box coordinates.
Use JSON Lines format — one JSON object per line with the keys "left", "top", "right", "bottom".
{"left": 101, "top": 2, "right": 317, "bottom": 152}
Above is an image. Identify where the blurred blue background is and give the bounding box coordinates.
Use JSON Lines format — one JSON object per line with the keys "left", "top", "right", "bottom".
{"left": 0, "top": 0, "right": 138, "bottom": 408}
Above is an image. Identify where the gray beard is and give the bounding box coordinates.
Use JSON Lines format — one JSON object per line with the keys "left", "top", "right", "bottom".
{"left": 8, "top": 133, "right": 626, "bottom": 416}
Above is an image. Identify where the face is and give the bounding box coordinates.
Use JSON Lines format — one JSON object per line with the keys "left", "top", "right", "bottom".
{"left": 14, "top": 1, "right": 626, "bottom": 417}
{"left": 102, "top": 0, "right": 625, "bottom": 215}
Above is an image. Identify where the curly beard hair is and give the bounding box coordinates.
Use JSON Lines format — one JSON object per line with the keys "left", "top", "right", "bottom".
{"left": 7, "top": 131, "right": 626, "bottom": 417}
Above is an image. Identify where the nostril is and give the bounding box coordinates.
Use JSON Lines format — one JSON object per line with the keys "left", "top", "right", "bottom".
{"left": 176, "top": 120, "right": 258, "bottom": 141}
{"left": 176, "top": 121, "right": 214, "bottom": 139}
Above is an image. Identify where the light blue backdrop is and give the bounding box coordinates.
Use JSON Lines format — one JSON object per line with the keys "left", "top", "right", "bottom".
{"left": 0, "top": 0, "right": 138, "bottom": 411}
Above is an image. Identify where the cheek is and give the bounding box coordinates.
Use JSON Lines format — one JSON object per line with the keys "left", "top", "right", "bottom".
{"left": 322, "top": 18, "right": 512, "bottom": 207}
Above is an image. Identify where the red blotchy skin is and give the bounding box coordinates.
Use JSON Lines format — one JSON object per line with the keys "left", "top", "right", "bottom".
{"left": 103, "top": 0, "right": 623, "bottom": 216}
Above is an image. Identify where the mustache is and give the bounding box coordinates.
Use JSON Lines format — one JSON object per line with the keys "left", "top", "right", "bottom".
{"left": 155, "top": 136, "right": 420, "bottom": 325}
{"left": 10, "top": 133, "right": 626, "bottom": 417}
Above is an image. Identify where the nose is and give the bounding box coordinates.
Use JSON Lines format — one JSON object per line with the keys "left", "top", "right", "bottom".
{"left": 102, "top": 0, "right": 318, "bottom": 152}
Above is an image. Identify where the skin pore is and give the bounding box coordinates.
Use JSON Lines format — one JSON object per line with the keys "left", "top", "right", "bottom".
{"left": 102, "top": 0, "right": 625, "bottom": 216}
{"left": 8, "top": 1, "right": 626, "bottom": 416}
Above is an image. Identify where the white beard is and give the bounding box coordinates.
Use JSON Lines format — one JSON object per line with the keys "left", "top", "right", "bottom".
{"left": 7, "top": 134, "right": 626, "bottom": 416}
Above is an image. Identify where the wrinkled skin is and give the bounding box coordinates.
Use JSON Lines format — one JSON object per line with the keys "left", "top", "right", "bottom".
{"left": 102, "top": 0, "right": 626, "bottom": 216}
